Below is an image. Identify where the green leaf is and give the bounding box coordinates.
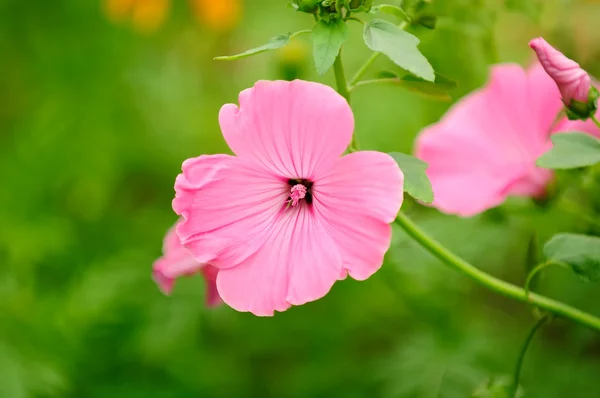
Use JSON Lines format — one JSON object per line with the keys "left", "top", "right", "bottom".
{"left": 371, "top": 4, "right": 411, "bottom": 21}
{"left": 543, "top": 233, "right": 600, "bottom": 282}
{"left": 215, "top": 33, "right": 293, "bottom": 61}
{"left": 371, "top": 71, "right": 456, "bottom": 100}
{"left": 389, "top": 152, "right": 434, "bottom": 203}
{"left": 536, "top": 132, "right": 600, "bottom": 169}
{"left": 363, "top": 19, "right": 434, "bottom": 81}
{"left": 311, "top": 19, "right": 348, "bottom": 75}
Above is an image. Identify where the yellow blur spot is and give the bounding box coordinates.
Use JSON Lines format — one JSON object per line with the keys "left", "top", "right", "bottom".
{"left": 103, "top": 0, "right": 136, "bottom": 23}
{"left": 191, "top": 0, "right": 242, "bottom": 32}
{"left": 103, "top": 0, "right": 170, "bottom": 34}
{"left": 278, "top": 40, "right": 308, "bottom": 64}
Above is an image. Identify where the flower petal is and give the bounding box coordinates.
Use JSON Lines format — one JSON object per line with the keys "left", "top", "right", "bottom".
{"left": 152, "top": 222, "right": 207, "bottom": 294}
{"left": 173, "top": 154, "right": 288, "bottom": 267}
{"left": 201, "top": 265, "right": 222, "bottom": 307}
{"left": 216, "top": 207, "right": 343, "bottom": 316}
{"left": 218, "top": 80, "right": 354, "bottom": 180}
{"left": 415, "top": 63, "right": 558, "bottom": 216}
{"left": 313, "top": 151, "right": 402, "bottom": 280}
{"left": 314, "top": 151, "right": 403, "bottom": 223}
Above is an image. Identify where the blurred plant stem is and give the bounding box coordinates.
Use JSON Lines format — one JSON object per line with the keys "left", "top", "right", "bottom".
{"left": 393, "top": 212, "right": 600, "bottom": 332}
{"left": 511, "top": 315, "right": 550, "bottom": 398}
{"left": 524, "top": 261, "right": 568, "bottom": 299}
{"left": 334, "top": 49, "right": 359, "bottom": 152}
{"left": 592, "top": 114, "right": 600, "bottom": 129}
{"left": 331, "top": 46, "right": 600, "bottom": 333}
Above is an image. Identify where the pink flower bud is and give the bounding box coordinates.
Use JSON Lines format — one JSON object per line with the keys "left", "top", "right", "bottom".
{"left": 529, "top": 37, "right": 591, "bottom": 106}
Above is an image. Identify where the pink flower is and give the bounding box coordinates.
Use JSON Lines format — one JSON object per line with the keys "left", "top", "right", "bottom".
{"left": 173, "top": 80, "right": 403, "bottom": 316}
{"left": 415, "top": 63, "right": 589, "bottom": 217}
{"left": 529, "top": 37, "right": 591, "bottom": 106}
{"left": 153, "top": 221, "right": 222, "bottom": 307}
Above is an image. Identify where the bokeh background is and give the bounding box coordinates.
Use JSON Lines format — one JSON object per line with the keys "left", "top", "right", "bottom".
{"left": 2, "top": 0, "right": 600, "bottom": 397}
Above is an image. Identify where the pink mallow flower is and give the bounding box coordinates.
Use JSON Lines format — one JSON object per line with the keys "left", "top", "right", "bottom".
{"left": 172, "top": 80, "right": 404, "bottom": 316}
{"left": 415, "top": 62, "right": 600, "bottom": 217}
{"left": 153, "top": 221, "right": 222, "bottom": 308}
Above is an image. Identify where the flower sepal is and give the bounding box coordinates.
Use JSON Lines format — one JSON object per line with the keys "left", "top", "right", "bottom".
{"left": 565, "top": 86, "right": 599, "bottom": 121}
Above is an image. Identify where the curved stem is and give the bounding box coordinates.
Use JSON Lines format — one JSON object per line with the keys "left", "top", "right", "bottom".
{"left": 524, "top": 262, "right": 567, "bottom": 299}
{"left": 511, "top": 315, "right": 550, "bottom": 397}
{"left": 394, "top": 211, "right": 600, "bottom": 332}
{"left": 591, "top": 114, "right": 600, "bottom": 130}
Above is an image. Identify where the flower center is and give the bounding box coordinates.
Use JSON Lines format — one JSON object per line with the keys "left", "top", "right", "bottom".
{"left": 287, "top": 179, "right": 313, "bottom": 207}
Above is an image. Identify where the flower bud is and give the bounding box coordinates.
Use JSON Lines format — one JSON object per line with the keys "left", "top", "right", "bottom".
{"left": 293, "top": 0, "right": 321, "bottom": 13}
{"left": 349, "top": 0, "right": 373, "bottom": 11}
{"left": 529, "top": 37, "right": 597, "bottom": 120}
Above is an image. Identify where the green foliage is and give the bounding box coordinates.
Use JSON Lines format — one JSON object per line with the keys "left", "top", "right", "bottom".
{"left": 374, "top": 70, "right": 457, "bottom": 100}
{"left": 214, "top": 32, "right": 304, "bottom": 61}
{"left": 472, "top": 376, "right": 522, "bottom": 398}
{"left": 537, "top": 132, "right": 600, "bottom": 169}
{"left": 389, "top": 152, "right": 434, "bottom": 203}
{"left": 363, "top": 19, "right": 435, "bottom": 81}
{"left": 544, "top": 233, "right": 600, "bottom": 282}
{"left": 311, "top": 19, "right": 348, "bottom": 75}
{"left": 371, "top": 4, "right": 411, "bottom": 22}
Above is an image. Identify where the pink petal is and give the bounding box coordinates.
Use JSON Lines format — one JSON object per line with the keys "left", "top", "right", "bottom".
{"left": 313, "top": 151, "right": 403, "bottom": 280}
{"left": 529, "top": 37, "right": 591, "bottom": 104}
{"left": 153, "top": 222, "right": 223, "bottom": 307}
{"left": 216, "top": 207, "right": 343, "bottom": 316}
{"left": 152, "top": 224, "right": 205, "bottom": 295}
{"left": 415, "top": 63, "right": 559, "bottom": 216}
{"left": 218, "top": 80, "right": 354, "bottom": 181}
{"left": 173, "top": 154, "right": 288, "bottom": 268}
{"left": 201, "top": 265, "right": 223, "bottom": 307}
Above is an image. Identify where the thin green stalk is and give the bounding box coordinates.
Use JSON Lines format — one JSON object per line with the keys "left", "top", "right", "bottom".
{"left": 349, "top": 52, "right": 380, "bottom": 87}
{"left": 333, "top": 50, "right": 350, "bottom": 103}
{"left": 592, "top": 114, "right": 600, "bottom": 130}
{"left": 333, "top": 49, "right": 359, "bottom": 152}
{"left": 351, "top": 78, "right": 400, "bottom": 91}
{"left": 394, "top": 211, "right": 600, "bottom": 332}
{"left": 511, "top": 315, "right": 550, "bottom": 397}
{"left": 524, "top": 262, "right": 567, "bottom": 300}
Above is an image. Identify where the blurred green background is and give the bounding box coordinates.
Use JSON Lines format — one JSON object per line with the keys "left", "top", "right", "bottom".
{"left": 2, "top": 0, "right": 600, "bottom": 397}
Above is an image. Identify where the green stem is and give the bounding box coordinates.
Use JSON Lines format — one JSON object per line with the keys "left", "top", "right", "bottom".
{"left": 511, "top": 315, "right": 550, "bottom": 397}
{"left": 351, "top": 78, "right": 400, "bottom": 91}
{"left": 591, "top": 114, "right": 600, "bottom": 130}
{"left": 333, "top": 50, "right": 350, "bottom": 103}
{"left": 349, "top": 52, "right": 380, "bottom": 87}
{"left": 333, "top": 49, "right": 358, "bottom": 152}
{"left": 524, "top": 262, "right": 567, "bottom": 299}
{"left": 394, "top": 211, "right": 600, "bottom": 332}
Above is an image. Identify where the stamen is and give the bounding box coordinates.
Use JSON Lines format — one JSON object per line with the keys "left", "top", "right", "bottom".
{"left": 288, "top": 184, "right": 307, "bottom": 207}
